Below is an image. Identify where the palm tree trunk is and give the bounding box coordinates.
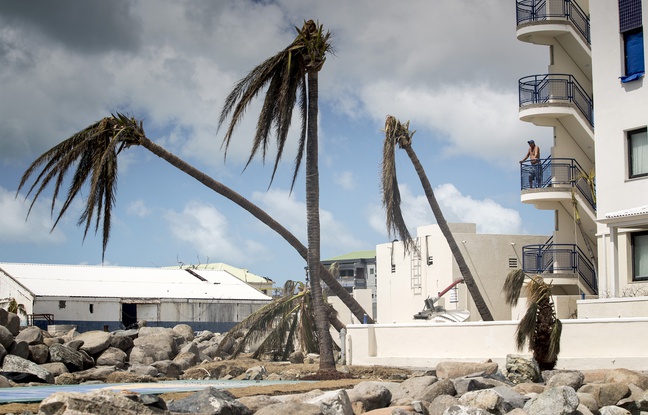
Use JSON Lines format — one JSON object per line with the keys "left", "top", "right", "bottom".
{"left": 403, "top": 145, "right": 494, "bottom": 321}
{"left": 137, "top": 136, "right": 374, "bottom": 327}
{"left": 306, "top": 71, "right": 336, "bottom": 371}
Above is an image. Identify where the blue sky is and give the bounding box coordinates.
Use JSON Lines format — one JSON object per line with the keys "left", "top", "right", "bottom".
{"left": 0, "top": 0, "right": 553, "bottom": 287}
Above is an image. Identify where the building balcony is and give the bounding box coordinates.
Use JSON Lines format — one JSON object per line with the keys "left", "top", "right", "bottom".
{"left": 519, "top": 74, "right": 594, "bottom": 160}
{"left": 516, "top": 0, "right": 591, "bottom": 78}
{"left": 523, "top": 243, "right": 597, "bottom": 295}
{"left": 520, "top": 157, "right": 595, "bottom": 208}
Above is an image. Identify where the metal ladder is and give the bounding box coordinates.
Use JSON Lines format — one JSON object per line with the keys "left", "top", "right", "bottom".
{"left": 411, "top": 238, "right": 422, "bottom": 295}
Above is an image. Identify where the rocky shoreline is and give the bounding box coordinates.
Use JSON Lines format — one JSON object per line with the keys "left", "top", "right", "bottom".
{"left": 0, "top": 310, "right": 647, "bottom": 414}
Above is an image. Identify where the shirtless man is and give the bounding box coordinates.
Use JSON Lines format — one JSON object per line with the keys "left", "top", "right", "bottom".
{"left": 520, "top": 140, "right": 541, "bottom": 187}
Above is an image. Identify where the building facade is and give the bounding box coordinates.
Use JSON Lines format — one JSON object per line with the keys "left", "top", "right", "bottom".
{"left": 375, "top": 223, "right": 549, "bottom": 323}
{"left": 516, "top": 0, "right": 647, "bottom": 306}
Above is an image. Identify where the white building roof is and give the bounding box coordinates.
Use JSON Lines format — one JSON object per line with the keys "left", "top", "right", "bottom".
{"left": 0, "top": 263, "right": 271, "bottom": 301}
{"left": 600, "top": 205, "right": 648, "bottom": 226}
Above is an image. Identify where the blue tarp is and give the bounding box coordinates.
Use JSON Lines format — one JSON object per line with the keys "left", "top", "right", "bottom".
{"left": 621, "top": 30, "right": 645, "bottom": 83}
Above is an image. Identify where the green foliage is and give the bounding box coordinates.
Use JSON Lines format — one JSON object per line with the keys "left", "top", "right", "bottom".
{"left": 0, "top": 297, "right": 27, "bottom": 317}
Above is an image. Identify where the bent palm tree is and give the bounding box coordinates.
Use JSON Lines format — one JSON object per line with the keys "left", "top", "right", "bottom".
{"left": 503, "top": 269, "right": 562, "bottom": 370}
{"left": 17, "top": 114, "right": 372, "bottom": 323}
{"left": 381, "top": 115, "right": 494, "bottom": 321}
{"left": 218, "top": 20, "right": 336, "bottom": 371}
{"left": 217, "top": 280, "right": 343, "bottom": 361}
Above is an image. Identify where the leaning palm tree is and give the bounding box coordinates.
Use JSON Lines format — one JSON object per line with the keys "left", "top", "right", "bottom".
{"left": 17, "top": 114, "right": 373, "bottom": 325}
{"left": 218, "top": 20, "right": 336, "bottom": 372}
{"left": 381, "top": 115, "right": 494, "bottom": 321}
{"left": 503, "top": 269, "right": 562, "bottom": 370}
{"left": 217, "top": 280, "right": 343, "bottom": 361}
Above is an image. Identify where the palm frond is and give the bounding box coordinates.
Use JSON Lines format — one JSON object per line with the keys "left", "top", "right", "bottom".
{"left": 503, "top": 269, "right": 526, "bottom": 306}
{"left": 381, "top": 115, "right": 416, "bottom": 252}
{"left": 17, "top": 113, "right": 143, "bottom": 260}
{"left": 515, "top": 302, "right": 537, "bottom": 351}
{"left": 547, "top": 318, "right": 562, "bottom": 362}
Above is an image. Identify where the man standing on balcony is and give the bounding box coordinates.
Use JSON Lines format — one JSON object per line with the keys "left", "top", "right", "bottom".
{"left": 520, "top": 140, "right": 541, "bottom": 188}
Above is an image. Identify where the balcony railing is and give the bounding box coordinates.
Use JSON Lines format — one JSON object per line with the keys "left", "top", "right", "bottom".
{"left": 521, "top": 156, "right": 596, "bottom": 209}
{"left": 516, "top": 0, "right": 590, "bottom": 44}
{"left": 523, "top": 243, "right": 597, "bottom": 294}
{"left": 519, "top": 74, "right": 594, "bottom": 127}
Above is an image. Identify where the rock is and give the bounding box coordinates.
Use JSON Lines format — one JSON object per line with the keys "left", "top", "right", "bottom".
{"left": 96, "top": 347, "right": 127, "bottom": 368}
{"left": 0, "top": 326, "right": 14, "bottom": 349}
{"left": 64, "top": 339, "right": 84, "bottom": 351}
{"left": 577, "top": 392, "right": 600, "bottom": 415}
{"left": 127, "top": 364, "right": 159, "bottom": 377}
{"left": 129, "top": 332, "right": 177, "bottom": 365}
{"left": 238, "top": 395, "right": 282, "bottom": 412}
{"left": 576, "top": 403, "right": 596, "bottom": 415}
{"left": 599, "top": 406, "right": 631, "bottom": 415}
{"left": 435, "top": 362, "right": 498, "bottom": 379}
{"left": 8, "top": 340, "right": 30, "bottom": 359}
{"left": 524, "top": 386, "right": 579, "bottom": 415}
{"left": 40, "top": 362, "right": 69, "bottom": 378}
{"left": 418, "top": 379, "right": 456, "bottom": 403}
{"left": 289, "top": 350, "right": 305, "bottom": 364}
{"left": 150, "top": 360, "right": 182, "bottom": 378}
{"left": 243, "top": 365, "right": 268, "bottom": 380}
{"left": 347, "top": 381, "right": 393, "bottom": 412}
{"left": 76, "top": 330, "right": 112, "bottom": 355}
{"left": 1, "top": 354, "right": 53, "bottom": 383}
{"left": 172, "top": 323, "right": 194, "bottom": 341}
{"left": 513, "top": 382, "right": 545, "bottom": 395}
{"left": 16, "top": 326, "right": 43, "bottom": 345}
{"left": 110, "top": 334, "right": 134, "bottom": 351}
{"left": 29, "top": 344, "right": 50, "bottom": 364}
{"left": 49, "top": 343, "right": 85, "bottom": 371}
{"left": 72, "top": 365, "right": 117, "bottom": 382}
{"left": 105, "top": 371, "right": 155, "bottom": 384}
{"left": 0, "top": 375, "right": 11, "bottom": 388}
{"left": 5, "top": 313, "right": 20, "bottom": 336}
{"left": 254, "top": 402, "right": 322, "bottom": 415}
{"left": 604, "top": 368, "right": 648, "bottom": 390}
{"left": 457, "top": 389, "right": 505, "bottom": 414}
{"left": 491, "top": 386, "right": 527, "bottom": 411}
{"left": 579, "top": 383, "right": 631, "bottom": 407}
{"left": 506, "top": 354, "right": 541, "bottom": 384}
{"left": 305, "top": 389, "right": 354, "bottom": 415}
{"left": 392, "top": 375, "right": 438, "bottom": 404}
{"left": 451, "top": 376, "right": 510, "bottom": 397}
{"left": 0, "top": 344, "right": 5, "bottom": 366}
{"left": 428, "top": 395, "right": 459, "bottom": 415}
{"left": 172, "top": 351, "right": 198, "bottom": 371}
{"left": 545, "top": 370, "right": 585, "bottom": 390}
{"left": 166, "top": 386, "right": 252, "bottom": 414}
{"left": 362, "top": 406, "right": 420, "bottom": 414}
{"left": 443, "top": 405, "right": 491, "bottom": 415}
{"left": 0, "top": 309, "right": 7, "bottom": 327}
{"left": 38, "top": 389, "right": 164, "bottom": 414}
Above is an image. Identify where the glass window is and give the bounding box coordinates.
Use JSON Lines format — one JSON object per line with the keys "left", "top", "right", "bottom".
{"left": 628, "top": 128, "right": 648, "bottom": 178}
{"left": 632, "top": 232, "right": 648, "bottom": 281}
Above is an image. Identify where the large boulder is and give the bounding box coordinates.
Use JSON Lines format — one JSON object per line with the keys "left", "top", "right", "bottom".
{"left": 49, "top": 343, "right": 85, "bottom": 371}
{"left": 96, "top": 347, "right": 127, "bottom": 368}
{"left": 75, "top": 330, "right": 112, "bottom": 355}
{"left": 347, "top": 381, "right": 393, "bottom": 413}
{"left": 16, "top": 326, "right": 44, "bottom": 345}
{"left": 129, "top": 331, "right": 178, "bottom": 365}
{"left": 579, "top": 382, "right": 631, "bottom": 407}
{"left": 436, "top": 361, "right": 499, "bottom": 379}
{"left": 0, "top": 325, "right": 14, "bottom": 349}
{"left": 39, "top": 390, "right": 164, "bottom": 415}
{"left": 1, "top": 354, "right": 54, "bottom": 383}
{"left": 29, "top": 344, "right": 50, "bottom": 364}
{"left": 506, "top": 354, "right": 541, "bottom": 384}
{"left": 172, "top": 324, "right": 194, "bottom": 342}
{"left": 5, "top": 313, "right": 20, "bottom": 336}
{"left": 8, "top": 340, "right": 30, "bottom": 359}
{"left": 524, "top": 386, "right": 580, "bottom": 415}
{"left": 166, "top": 387, "right": 252, "bottom": 415}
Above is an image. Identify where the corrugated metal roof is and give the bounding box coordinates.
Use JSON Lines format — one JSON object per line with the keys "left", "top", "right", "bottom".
{"left": 0, "top": 263, "right": 271, "bottom": 301}
{"left": 166, "top": 263, "right": 273, "bottom": 284}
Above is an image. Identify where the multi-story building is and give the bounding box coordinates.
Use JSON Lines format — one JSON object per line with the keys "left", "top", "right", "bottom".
{"left": 516, "top": 0, "right": 647, "bottom": 308}
{"left": 516, "top": 0, "right": 598, "bottom": 300}
{"left": 321, "top": 251, "right": 377, "bottom": 319}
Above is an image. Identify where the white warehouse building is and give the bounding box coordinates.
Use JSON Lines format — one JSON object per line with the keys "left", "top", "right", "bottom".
{"left": 0, "top": 263, "right": 271, "bottom": 332}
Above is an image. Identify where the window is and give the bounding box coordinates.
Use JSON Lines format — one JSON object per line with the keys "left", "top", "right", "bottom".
{"left": 619, "top": 0, "right": 644, "bottom": 82}
{"left": 628, "top": 128, "right": 648, "bottom": 178}
{"left": 632, "top": 231, "right": 648, "bottom": 281}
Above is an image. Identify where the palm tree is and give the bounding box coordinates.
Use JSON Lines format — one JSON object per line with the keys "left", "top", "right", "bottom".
{"left": 0, "top": 297, "right": 27, "bottom": 317}
{"left": 17, "top": 114, "right": 373, "bottom": 324}
{"left": 381, "top": 115, "right": 494, "bottom": 321}
{"left": 217, "top": 280, "right": 343, "bottom": 361}
{"left": 503, "top": 269, "right": 562, "bottom": 370}
{"left": 218, "top": 20, "right": 336, "bottom": 372}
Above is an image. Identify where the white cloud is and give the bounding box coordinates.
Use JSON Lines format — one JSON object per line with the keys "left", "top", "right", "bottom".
{"left": 252, "top": 188, "right": 364, "bottom": 253}
{"left": 165, "top": 200, "right": 266, "bottom": 263}
{"left": 367, "top": 183, "right": 522, "bottom": 236}
{"left": 0, "top": 186, "right": 66, "bottom": 244}
{"left": 334, "top": 171, "right": 356, "bottom": 190}
{"left": 126, "top": 200, "right": 151, "bottom": 217}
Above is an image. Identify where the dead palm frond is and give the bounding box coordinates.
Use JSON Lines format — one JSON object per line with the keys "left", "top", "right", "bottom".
{"left": 0, "top": 297, "right": 28, "bottom": 317}
{"left": 17, "top": 113, "right": 143, "bottom": 260}
{"left": 503, "top": 268, "right": 526, "bottom": 306}
{"left": 381, "top": 115, "right": 416, "bottom": 252}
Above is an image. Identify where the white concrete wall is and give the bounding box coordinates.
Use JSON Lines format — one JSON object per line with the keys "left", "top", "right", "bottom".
{"left": 376, "top": 224, "right": 548, "bottom": 323}
{"left": 328, "top": 289, "right": 374, "bottom": 326}
{"left": 345, "top": 318, "right": 648, "bottom": 370}
{"left": 578, "top": 296, "right": 648, "bottom": 318}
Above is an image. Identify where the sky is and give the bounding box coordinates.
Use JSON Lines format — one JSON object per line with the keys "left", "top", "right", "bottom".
{"left": 0, "top": 0, "right": 554, "bottom": 287}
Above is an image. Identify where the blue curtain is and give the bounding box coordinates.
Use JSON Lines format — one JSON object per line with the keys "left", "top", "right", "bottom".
{"left": 621, "top": 29, "right": 645, "bottom": 83}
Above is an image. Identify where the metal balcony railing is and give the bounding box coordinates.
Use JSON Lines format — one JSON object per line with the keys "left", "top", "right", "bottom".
{"left": 516, "top": 0, "right": 591, "bottom": 44}
{"left": 521, "top": 156, "right": 596, "bottom": 210}
{"left": 519, "top": 74, "right": 594, "bottom": 127}
{"left": 523, "top": 243, "right": 597, "bottom": 294}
